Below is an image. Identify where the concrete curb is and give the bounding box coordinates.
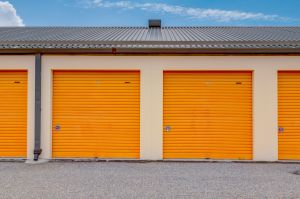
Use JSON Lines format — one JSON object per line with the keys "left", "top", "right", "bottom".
{"left": 0, "top": 159, "right": 25, "bottom": 162}
{"left": 49, "top": 159, "right": 300, "bottom": 164}
{"left": 0, "top": 158, "right": 299, "bottom": 164}
{"left": 25, "top": 159, "right": 49, "bottom": 164}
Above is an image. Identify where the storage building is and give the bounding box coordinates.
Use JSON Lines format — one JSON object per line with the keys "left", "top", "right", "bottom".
{"left": 0, "top": 20, "right": 300, "bottom": 161}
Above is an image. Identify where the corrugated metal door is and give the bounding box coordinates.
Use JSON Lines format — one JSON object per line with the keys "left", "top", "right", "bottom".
{"left": 278, "top": 71, "right": 300, "bottom": 160}
{"left": 52, "top": 71, "right": 140, "bottom": 158}
{"left": 0, "top": 71, "right": 27, "bottom": 157}
{"left": 163, "top": 71, "right": 252, "bottom": 159}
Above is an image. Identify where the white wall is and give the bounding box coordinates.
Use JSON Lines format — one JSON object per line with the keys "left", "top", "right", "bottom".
{"left": 0, "top": 55, "right": 35, "bottom": 159}
{"left": 37, "top": 55, "right": 300, "bottom": 161}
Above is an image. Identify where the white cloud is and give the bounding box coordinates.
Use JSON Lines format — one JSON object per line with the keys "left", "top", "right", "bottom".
{"left": 84, "top": 0, "right": 285, "bottom": 22}
{"left": 0, "top": 1, "right": 24, "bottom": 26}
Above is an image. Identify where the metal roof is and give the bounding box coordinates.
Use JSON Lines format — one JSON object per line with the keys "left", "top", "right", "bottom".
{"left": 0, "top": 26, "right": 300, "bottom": 54}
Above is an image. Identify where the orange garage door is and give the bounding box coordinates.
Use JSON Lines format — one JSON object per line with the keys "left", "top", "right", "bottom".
{"left": 163, "top": 71, "right": 252, "bottom": 160}
{"left": 278, "top": 71, "right": 300, "bottom": 160}
{"left": 0, "top": 71, "right": 27, "bottom": 157}
{"left": 52, "top": 71, "right": 140, "bottom": 158}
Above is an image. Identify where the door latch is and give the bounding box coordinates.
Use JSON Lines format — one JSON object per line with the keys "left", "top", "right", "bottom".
{"left": 55, "top": 124, "right": 61, "bottom": 132}
{"left": 165, "top": 125, "right": 172, "bottom": 132}
{"left": 278, "top": 127, "right": 284, "bottom": 133}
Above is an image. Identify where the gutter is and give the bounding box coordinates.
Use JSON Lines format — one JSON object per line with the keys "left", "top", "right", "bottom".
{"left": 0, "top": 47, "right": 299, "bottom": 55}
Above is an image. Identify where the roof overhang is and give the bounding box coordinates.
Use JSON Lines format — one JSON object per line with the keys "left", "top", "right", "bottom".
{"left": 0, "top": 47, "right": 300, "bottom": 55}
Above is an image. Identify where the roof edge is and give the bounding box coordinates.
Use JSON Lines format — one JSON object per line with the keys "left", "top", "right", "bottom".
{"left": 0, "top": 47, "right": 300, "bottom": 55}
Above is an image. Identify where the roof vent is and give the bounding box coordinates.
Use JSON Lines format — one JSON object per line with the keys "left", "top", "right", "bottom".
{"left": 148, "top": 19, "right": 161, "bottom": 28}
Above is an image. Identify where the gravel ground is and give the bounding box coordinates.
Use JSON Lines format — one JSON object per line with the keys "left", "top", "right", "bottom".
{"left": 0, "top": 162, "right": 299, "bottom": 199}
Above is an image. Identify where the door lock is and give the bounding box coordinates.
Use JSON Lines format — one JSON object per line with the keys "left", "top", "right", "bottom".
{"left": 55, "top": 124, "right": 61, "bottom": 132}
{"left": 278, "top": 127, "right": 284, "bottom": 133}
{"left": 165, "top": 126, "right": 172, "bottom": 132}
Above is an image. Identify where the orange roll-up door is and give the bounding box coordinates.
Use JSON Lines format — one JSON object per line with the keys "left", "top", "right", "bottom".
{"left": 0, "top": 71, "right": 27, "bottom": 157}
{"left": 278, "top": 71, "right": 300, "bottom": 160}
{"left": 163, "top": 71, "right": 252, "bottom": 160}
{"left": 52, "top": 71, "right": 140, "bottom": 158}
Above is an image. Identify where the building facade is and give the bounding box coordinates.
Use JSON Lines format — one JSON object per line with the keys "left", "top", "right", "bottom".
{"left": 1, "top": 22, "right": 300, "bottom": 161}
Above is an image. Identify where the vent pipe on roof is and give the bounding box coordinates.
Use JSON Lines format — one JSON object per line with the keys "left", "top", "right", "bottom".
{"left": 148, "top": 19, "right": 161, "bottom": 28}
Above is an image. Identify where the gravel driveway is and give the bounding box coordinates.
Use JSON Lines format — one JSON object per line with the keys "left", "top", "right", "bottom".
{"left": 0, "top": 162, "right": 299, "bottom": 199}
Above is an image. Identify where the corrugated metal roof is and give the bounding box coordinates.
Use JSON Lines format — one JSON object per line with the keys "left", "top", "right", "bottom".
{"left": 0, "top": 26, "right": 300, "bottom": 53}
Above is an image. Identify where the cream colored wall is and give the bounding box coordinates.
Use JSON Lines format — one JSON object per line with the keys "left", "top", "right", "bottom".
{"left": 0, "top": 55, "right": 35, "bottom": 159}
{"left": 40, "top": 55, "right": 300, "bottom": 161}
